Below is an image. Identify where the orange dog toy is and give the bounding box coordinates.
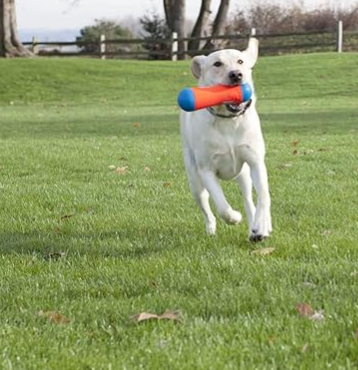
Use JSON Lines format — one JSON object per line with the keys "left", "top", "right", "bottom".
{"left": 177, "top": 83, "right": 252, "bottom": 112}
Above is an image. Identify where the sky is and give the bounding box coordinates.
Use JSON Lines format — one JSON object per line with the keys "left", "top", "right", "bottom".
{"left": 17, "top": 0, "right": 355, "bottom": 31}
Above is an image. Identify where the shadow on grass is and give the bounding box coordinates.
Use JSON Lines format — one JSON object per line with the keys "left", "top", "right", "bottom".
{"left": 0, "top": 108, "right": 357, "bottom": 139}
{"left": 261, "top": 108, "right": 358, "bottom": 134}
{"left": 0, "top": 224, "right": 254, "bottom": 259}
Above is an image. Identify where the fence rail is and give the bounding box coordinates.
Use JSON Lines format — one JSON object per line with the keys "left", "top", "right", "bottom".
{"left": 23, "top": 22, "right": 357, "bottom": 60}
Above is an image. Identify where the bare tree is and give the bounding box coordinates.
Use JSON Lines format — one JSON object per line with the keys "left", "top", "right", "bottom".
{"left": 164, "top": 0, "right": 186, "bottom": 59}
{"left": 0, "top": 0, "right": 32, "bottom": 57}
{"left": 202, "top": 0, "right": 230, "bottom": 51}
{"left": 165, "top": 0, "right": 231, "bottom": 56}
{"left": 188, "top": 0, "right": 212, "bottom": 53}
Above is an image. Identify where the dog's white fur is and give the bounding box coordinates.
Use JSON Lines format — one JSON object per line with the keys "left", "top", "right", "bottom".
{"left": 180, "top": 38, "right": 272, "bottom": 241}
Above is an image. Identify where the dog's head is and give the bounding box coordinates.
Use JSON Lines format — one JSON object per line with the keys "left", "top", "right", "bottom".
{"left": 190, "top": 38, "right": 259, "bottom": 114}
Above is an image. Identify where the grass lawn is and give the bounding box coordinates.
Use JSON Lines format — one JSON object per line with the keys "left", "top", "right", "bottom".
{"left": 0, "top": 52, "right": 358, "bottom": 369}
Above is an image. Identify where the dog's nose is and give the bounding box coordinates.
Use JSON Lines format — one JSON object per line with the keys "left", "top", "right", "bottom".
{"left": 228, "top": 70, "right": 243, "bottom": 84}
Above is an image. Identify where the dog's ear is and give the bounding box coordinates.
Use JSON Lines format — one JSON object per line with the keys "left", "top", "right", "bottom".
{"left": 191, "top": 55, "right": 206, "bottom": 79}
{"left": 245, "top": 38, "right": 259, "bottom": 68}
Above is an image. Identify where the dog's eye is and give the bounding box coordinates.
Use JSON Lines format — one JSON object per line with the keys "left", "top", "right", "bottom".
{"left": 238, "top": 59, "right": 244, "bottom": 65}
{"left": 213, "top": 61, "right": 222, "bottom": 67}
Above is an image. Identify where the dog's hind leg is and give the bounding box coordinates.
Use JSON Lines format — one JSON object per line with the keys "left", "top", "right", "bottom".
{"left": 236, "top": 163, "right": 256, "bottom": 232}
{"left": 184, "top": 150, "right": 217, "bottom": 235}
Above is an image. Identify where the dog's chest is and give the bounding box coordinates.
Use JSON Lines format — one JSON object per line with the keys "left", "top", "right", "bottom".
{"left": 205, "top": 126, "right": 246, "bottom": 180}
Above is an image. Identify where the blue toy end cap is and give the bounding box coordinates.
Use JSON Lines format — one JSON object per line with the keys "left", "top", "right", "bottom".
{"left": 178, "top": 88, "right": 196, "bottom": 112}
{"left": 241, "top": 83, "right": 252, "bottom": 102}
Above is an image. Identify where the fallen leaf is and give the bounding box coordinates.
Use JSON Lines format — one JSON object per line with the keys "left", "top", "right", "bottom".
{"left": 292, "top": 150, "right": 298, "bottom": 155}
{"left": 300, "top": 282, "right": 316, "bottom": 288}
{"left": 133, "top": 122, "right": 141, "bottom": 128}
{"left": 277, "top": 163, "right": 293, "bottom": 170}
{"left": 296, "top": 302, "right": 314, "bottom": 317}
{"left": 54, "top": 227, "right": 61, "bottom": 234}
{"left": 38, "top": 310, "right": 70, "bottom": 324}
{"left": 132, "top": 310, "right": 181, "bottom": 323}
{"left": 296, "top": 303, "right": 324, "bottom": 321}
{"left": 350, "top": 270, "right": 358, "bottom": 278}
{"left": 321, "top": 230, "right": 332, "bottom": 236}
{"left": 60, "top": 214, "right": 74, "bottom": 221}
{"left": 115, "top": 166, "right": 129, "bottom": 175}
{"left": 301, "top": 343, "right": 309, "bottom": 353}
{"left": 317, "top": 148, "right": 330, "bottom": 152}
{"left": 310, "top": 311, "right": 325, "bottom": 321}
{"left": 291, "top": 139, "right": 299, "bottom": 147}
{"left": 251, "top": 247, "right": 275, "bottom": 256}
{"left": 43, "top": 251, "right": 66, "bottom": 261}
{"left": 163, "top": 181, "right": 171, "bottom": 187}
{"left": 159, "top": 310, "right": 181, "bottom": 321}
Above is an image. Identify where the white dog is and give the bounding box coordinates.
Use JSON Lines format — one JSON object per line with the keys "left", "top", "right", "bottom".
{"left": 180, "top": 38, "right": 272, "bottom": 241}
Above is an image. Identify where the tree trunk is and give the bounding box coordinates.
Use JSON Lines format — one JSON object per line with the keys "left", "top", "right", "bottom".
{"left": 188, "top": 0, "right": 212, "bottom": 55}
{"left": 202, "top": 0, "right": 231, "bottom": 51}
{"left": 173, "top": 0, "right": 186, "bottom": 60}
{"left": 163, "top": 0, "right": 174, "bottom": 30}
{"left": 163, "top": 0, "right": 186, "bottom": 60}
{"left": 0, "top": 0, "right": 32, "bottom": 57}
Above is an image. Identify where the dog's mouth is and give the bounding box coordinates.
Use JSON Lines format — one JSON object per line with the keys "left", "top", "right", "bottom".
{"left": 225, "top": 102, "right": 246, "bottom": 113}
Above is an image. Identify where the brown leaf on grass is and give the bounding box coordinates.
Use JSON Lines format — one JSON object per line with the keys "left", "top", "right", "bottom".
{"left": 115, "top": 166, "right": 129, "bottom": 175}
{"left": 310, "top": 312, "right": 325, "bottom": 321}
{"left": 163, "top": 181, "right": 171, "bottom": 187}
{"left": 301, "top": 343, "right": 309, "bottom": 354}
{"left": 291, "top": 139, "right": 299, "bottom": 147}
{"left": 321, "top": 230, "right": 332, "bottom": 236}
{"left": 133, "top": 122, "right": 141, "bottom": 128}
{"left": 277, "top": 163, "right": 293, "bottom": 170}
{"left": 350, "top": 270, "right": 358, "bottom": 278}
{"left": 292, "top": 150, "right": 298, "bottom": 155}
{"left": 38, "top": 310, "right": 70, "bottom": 324}
{"left": 251, "top": 247, "right": 275, "bottom": 256}
{"left": 60, "top": 214, "right": 74, "bottom": 221}
{"left": 296, "top": 303, "right": 324, "bottom": 321}
{"left": 132, "top": 310, "right": 181, "bottom": 323}
{"left": 43, "top": 251, "right": 66, "bottom": 261}
{"left": 54, "top": 226, "right": 61, "bottom": 234}
{"left": 317, "top": 147, "right": 331, "bottom": 152}
{"left": 300, "top": 282, "right": 316, "bottom": 289}
{"left": 296, "top": 302, "right": 314, "bottom": 317}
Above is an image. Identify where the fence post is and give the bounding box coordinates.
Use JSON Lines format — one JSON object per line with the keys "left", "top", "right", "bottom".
{"left": 171, "top": 32, "right": 178, "bottom": 61}
{"left": 337, "top": 20, "right": 343, "bottom": 53}
{"left": 32, "top": 37, "right": 39, "bottom": 55}
{"left": 251, "top": 28, "right": 256, "bottom": 37}
{"left": 100, "top": 34, "right": 106, "bottom": 59}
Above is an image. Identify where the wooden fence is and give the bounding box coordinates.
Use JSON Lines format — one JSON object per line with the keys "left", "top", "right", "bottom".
{"left": 23, "top": 21, "right": 357, "bottom": 60}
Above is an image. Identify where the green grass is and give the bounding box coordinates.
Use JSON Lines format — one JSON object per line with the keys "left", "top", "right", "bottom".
{"left": 0, "top": 53, "right": 358, "bottom": 369}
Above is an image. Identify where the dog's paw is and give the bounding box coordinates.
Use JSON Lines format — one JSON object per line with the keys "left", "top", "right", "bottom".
{"left": 249, "top": 210, "right": 272, "bottom": 242}
{"left": 206, "top": 221, "right": 217, "bottom": 236}
{"left": 249, "top": 230, "right": 268, "bottom": 242}
{"left": 221, "top": 208, "right": 242, "bottom": 225}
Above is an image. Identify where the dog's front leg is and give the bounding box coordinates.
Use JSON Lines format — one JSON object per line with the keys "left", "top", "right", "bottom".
{"left": 249, "top": 162, "right": 272, "bottom": 241}
{"left": 199, "top": 170, "right": 242, "bottom": 225}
